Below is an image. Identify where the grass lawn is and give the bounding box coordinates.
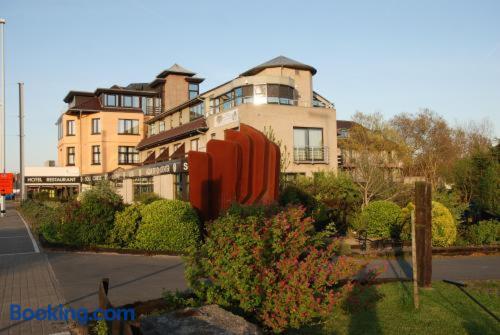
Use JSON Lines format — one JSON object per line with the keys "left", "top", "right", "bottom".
{"left": 291, "top": 280, "right": 500, "bottom": 335}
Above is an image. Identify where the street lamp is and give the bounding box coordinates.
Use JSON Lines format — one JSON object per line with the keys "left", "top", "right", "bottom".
{"left": 0, "top": 18, "right": 6, "bottom": 216}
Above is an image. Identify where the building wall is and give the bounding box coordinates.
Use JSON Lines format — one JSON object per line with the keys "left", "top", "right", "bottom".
{"left": 163, "top": 75, "right": 190, "bottom": 111}
{"left": 57, "top": 110, "right": 144, "bottom": 175}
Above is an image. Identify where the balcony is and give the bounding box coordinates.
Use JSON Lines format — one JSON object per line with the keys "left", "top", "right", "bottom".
{"left": 293, "top": 146, "right": 329, "bottom": 164}
{"left": 144, "top": 105, "right": 162, "bottom": 116}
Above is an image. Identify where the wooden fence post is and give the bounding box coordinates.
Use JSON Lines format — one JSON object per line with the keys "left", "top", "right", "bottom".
{"left": 415, "top": 181, "right": 432, "bottom": 288}
{"left": 411, "top": 210, "right": 419, "bottom": 308}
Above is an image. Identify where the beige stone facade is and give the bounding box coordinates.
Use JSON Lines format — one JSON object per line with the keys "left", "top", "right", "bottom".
{"left": 138, "top": 56, "right": 338, "bottom": 178}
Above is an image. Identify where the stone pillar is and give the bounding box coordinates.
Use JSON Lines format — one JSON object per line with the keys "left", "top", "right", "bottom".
{"left": 415, "top": 181, "right": 432, "bottom": 288}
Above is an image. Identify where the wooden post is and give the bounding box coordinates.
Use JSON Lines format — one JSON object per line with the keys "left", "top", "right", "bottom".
{"left": 415, "top": 181, "right": 432, "bottom": 288}
{"left": 411, "top": 210, "right": 419, "bottom": 308}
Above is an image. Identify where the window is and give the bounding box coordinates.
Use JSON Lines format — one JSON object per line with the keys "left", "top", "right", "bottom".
{"left": 133, "top": 177, "right": 153, "bottom": 200}
{"left": 150, "top": 123, "right": 158, "bottom": 136}
{"left": 122, "top": 96, "right": 132, "bottom": 108}
{"left": 254, "top": 84, "right": 267, "bottom": 104}
{"left": 159, "top": 121, "right": 165, "bottom": 132}
{"left": 242, "top": 85, "right": 254, "bottom": 103}
{"left": 91, "top": 118, "right": 101, "bottom": 134}
{"left": 190, "top": 139, "right": 199, "bottom": 151}
{"left": 91, "top": 145, "right": 101, "bottom": 165}
{"left": 104, "top": 94, "right": 117, "bottom": 107}
{"left": 118, "top": 119, "right": 139, "bottom": 134}
{"left": 338, "top": 129, "right": 349, "bottom": 138}
{"left": 66, "top": 120, "right": 75, "bottom": 136}
{"left": 293, "top": 127, "right": 324, "bottom": 162}
{"left": 57, "top": 121, "right": 63, "bottom": 140}
{"left": 67, "top": 147, "right": 75, "bottom": 166}
{"left": 121, "top": 95, "right": 139, "bottom": 108}
{"left": 188, "top": 83, "right": 199, "bottom": 99}
{"left": 189, "top": 102, "right": 204, "bottom": 120}
{"left": 179, "top": 112, "right": 183, "bottom": 125}
{"left": 118, "top": 146, "right": 139, "bottom": 164}
{"left": 174, "top": 173, "right": 189, "bottom": 201}
{"left": 210, "top": 97, "right": 220, "bottom": 114}
{"left": 174, "top": 143, "right": 181, "bottom": 152}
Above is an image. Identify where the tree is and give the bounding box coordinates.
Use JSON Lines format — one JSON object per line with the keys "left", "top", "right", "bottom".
{"left": 340, "top": 112, "right": 409, "bottom": 207}
{"left": 391, "top": 108, "right": 457, "bottom": 187}
{"left": 452, "top": 148, "right": 500, "bottom": 220}
{"left": 263, "top": 125, "right": 291, "bottom": 188}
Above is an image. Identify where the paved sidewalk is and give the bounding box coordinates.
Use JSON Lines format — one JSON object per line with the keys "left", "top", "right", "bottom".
{"left": 0, "top": 206, "right": 67, "bottom": 335}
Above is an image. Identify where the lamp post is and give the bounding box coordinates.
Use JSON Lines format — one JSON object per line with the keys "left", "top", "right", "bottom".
{"left": 19, "top": 83, "right": 25, "bottom": 201}
{"left": 0, "top": 18, "right": 6, "bottom": 216}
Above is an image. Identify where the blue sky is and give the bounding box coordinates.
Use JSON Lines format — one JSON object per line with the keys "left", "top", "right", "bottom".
{"left": 1, "top": 0, "right": 499, "bottom": 171}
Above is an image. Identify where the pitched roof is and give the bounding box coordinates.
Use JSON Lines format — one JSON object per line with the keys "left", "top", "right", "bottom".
{"left": 240, "top": 56, "right": 317, "bottom": 76}
{"left": 126, "top": 82, "right": 154, "bottom": 91}
{"left": 68, "top": 97, "right": 101, "bottom": 111}
{"left": 63, "top": 91, "right": 94, "bottom": 103}
{"left": 156, "top": 64, "right": 196, "bottom": 78}
{"left": 136, "top": 117, "right": 208, "bottom": 150}
{"left": 337, "top": 120, "right": 358, "bottom": 130}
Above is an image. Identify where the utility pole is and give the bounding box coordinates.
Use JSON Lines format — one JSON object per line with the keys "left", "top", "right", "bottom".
{"left": 19, "top": 83, "right": 25, "bottom": 201}
{"left": 0, "top": 18, "right": 6, "bottom": 217}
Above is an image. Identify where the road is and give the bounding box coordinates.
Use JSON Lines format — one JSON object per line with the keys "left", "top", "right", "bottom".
{"left": 46, "top": 251, "right": 186, "bottom": 310}
{"left": 363, "top": 255, "right": 500, "bottom": 281}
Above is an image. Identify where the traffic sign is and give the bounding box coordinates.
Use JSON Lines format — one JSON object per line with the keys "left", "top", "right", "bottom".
{"left": 0, "top": 173, "right": 14, "bottom": 195}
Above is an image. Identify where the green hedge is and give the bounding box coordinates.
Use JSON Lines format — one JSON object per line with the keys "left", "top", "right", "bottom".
{"left": 133, "top": 199, "right": 200, "bottom": 253}
{"left": 110, "top": 203, "right": 144, "bottom": 247}
{"left": 352, "top": 200, "right": 402, "bottom": 239}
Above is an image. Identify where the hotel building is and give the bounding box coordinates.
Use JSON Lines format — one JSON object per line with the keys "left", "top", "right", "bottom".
{"left": 53, "top": 56, "right": 337, "bottom": 202}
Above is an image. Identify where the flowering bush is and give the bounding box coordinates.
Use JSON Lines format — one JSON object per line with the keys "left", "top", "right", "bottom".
{"left": 186, "top": 206, "right": 363, "bottom": 333}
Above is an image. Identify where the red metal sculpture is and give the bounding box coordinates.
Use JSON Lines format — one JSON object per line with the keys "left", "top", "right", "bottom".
{"left": 188, "top": 124, "right": 280, "bottom": 221}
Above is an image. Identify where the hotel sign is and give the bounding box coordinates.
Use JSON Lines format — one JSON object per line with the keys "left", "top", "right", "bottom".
{"left": 25, "top": 159, "right": 189, "bottom": 185}
{"left": 110, "top": 159, "right": 188, "bottom": 180}
{"left": 25, "top": 176, "right": 80, "bottom": 184}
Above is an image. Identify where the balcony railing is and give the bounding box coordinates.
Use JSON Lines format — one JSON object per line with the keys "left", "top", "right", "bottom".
{"left": 144, "top": 105, "right": 162, "bottom": 115}
{"left": 293, "top": 146, "right": 329, "bottom": 164}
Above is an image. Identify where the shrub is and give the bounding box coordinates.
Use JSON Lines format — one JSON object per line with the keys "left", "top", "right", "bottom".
{"left": 110, "top": 204, "right": 144, "bottom": 247}
{"left": 352, "top": 201, "right": 402, "bottom": 239}
{"left": 399, "top": 201, "right": 457, "bottom": 247}
{"left": 466, "top": 220, "right": 499, "bottom": 245}
{"left": 134, "top": 200, "right": 200, "bottom": 253}
{"left": 399, "top": 203, "right": 415, "bottom": 241}
{"left": 431, "top": 201, "right": 457, "bottom": 247}
{"left": 77, "top": 182, "right": 124, "bottom": 245}
{"left": 134, "top": 192, "right": 161, "bottom": 205}
{"left": 186, "top": 206, "right": 362, "bottom": 332}
{"left": 21, "top": 200, "right": 63, "bottom": 242}
{"left": 294, "top": 172, "right": 362, "bottom": 234}
{"left": 433, "top": 188, "right": 467, "bottom": 223}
